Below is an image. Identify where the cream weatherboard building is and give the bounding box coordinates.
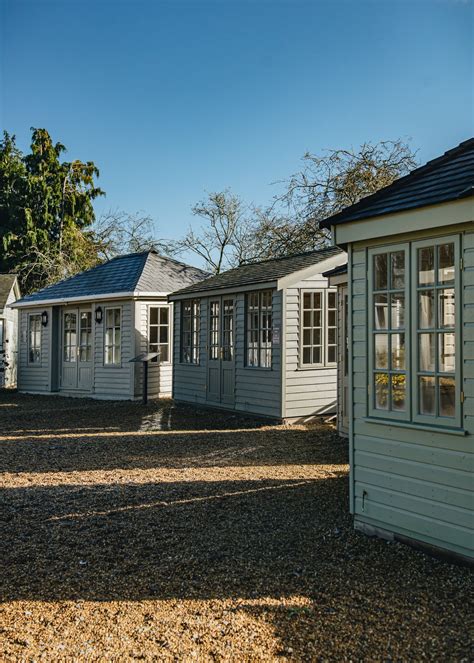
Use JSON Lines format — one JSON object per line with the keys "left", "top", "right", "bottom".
{"left": 169, "top": 246, "right": 347, "bottom": 421}
{"left": 0, "top": 274, "right": 20, "bottom": 388}
{"left": 12, "top": 252, "right": 208, "bottom": 400}
{"left": 321, "top": 138, "right": 474, "bottom": 562}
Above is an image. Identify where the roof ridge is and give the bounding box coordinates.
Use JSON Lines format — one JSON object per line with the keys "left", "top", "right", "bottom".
{"left": 238, "top": 245, "right": 339, "bottom": 268}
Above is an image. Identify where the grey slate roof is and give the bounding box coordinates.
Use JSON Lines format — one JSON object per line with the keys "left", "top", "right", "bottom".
{"left": 0, "top": 274, "right": 18, "bottom": 309}
{"left": 320, "top": 138, "right": 474, "bottom": 228}
{"left": 15, "top": 252, "right": 209, "bottom": 306}
{"left": 169, "top": 246, "right": 344, "bottom": 298}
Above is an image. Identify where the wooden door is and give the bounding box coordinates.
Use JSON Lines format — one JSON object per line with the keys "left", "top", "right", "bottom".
{"left": 206, "top": 297, "right": 235, "bottom": 405}
{"left": 61, "top": 308, "right": 92, "bottom": 391}
{"left": 77, "top": 309, "right": 93, "bottom": 390}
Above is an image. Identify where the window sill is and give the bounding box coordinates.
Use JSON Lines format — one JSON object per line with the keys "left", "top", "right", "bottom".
{"left": 363, "top": 417, "right": 467, "bottom": 437}
{"left": 244, "top": 366, "right": 272, "bottom": 371}
{"left": 296, "top": 364, "right": 336, "bottom": 371}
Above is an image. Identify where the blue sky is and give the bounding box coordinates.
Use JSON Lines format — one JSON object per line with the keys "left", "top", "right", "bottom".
{"left": 1, "top": 0, "right": 473, "bottom": 252}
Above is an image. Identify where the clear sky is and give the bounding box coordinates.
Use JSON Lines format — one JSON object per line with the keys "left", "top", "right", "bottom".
{"left": 1, "top": 0, "right": 473, "bottom": 251}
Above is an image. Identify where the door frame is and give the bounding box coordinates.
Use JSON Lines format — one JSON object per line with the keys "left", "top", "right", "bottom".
{"left": 206, "top": 295, "right": 235, "bottom": 406}
{"left": 60, "top": 306, "right": 94, "bottom": 391}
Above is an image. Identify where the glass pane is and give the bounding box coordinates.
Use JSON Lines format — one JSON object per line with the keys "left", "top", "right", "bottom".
{"left": 439, "top": 333, "right": 455, "bottom": 372}
{"left": 303, "top": 347, "right": 311, "bottom": 364}
{"left": 375, "top": 334, "right": 389, "bottom": 369}
{"left": 328, "top": 291, "right": 336, "bottom": 308}
{"left": 439, "top": 377, "right": 455, "bottom": 417}
{"left": 159, "top": 307, "right": 169, "bottom": 324}
{"left": 312, "top": 347, "right": 321, "bottom": 364}
{"left": 159, "top": 345, "right": 169, "bottom": 362}
{"left": 374, "top": 254, "right": 388, "bottom": 290}
{"left": 327, "top": 328, "right": 336, "bottom": 344}
{"left": 327, "top": 346, "right": 336, "bottom": 363}
{"left": 418, "top": 247, "right": 434, "bottom": 285}
{"left": 149, "top": 327, "right": 158, "bottom": 343}
{"left": 313, "top": 328, "right": 321, "bottom": 345}
{"left": 150, "top": 308, "right": 158, "bottom": 325}
{"left": 418, "top": 290, "right": 435, "bottom": 328}
{"left": 419, "top": 376, "right": 436, "bottom": 415}
{"left": 374, "top": 294, "right": 388, "bottom": 330}
{"left": 106, "top": 309, "right": 114, "bottom": 326}
{"left": 439, "top": 289, "right": 455, "bottom": 328}
{"left": 303, "top": 329, "right": 311, "bottom": 345}
{"left": 159, "top": 326, "right": 168, "bottom": 343}
{"left": 303, "top": 311, "right": 312, "bottom": 327}
{"left": 391, "top": 374, "right": 406, "bottom": 411}
{"left": 328, "top": 310, "right": 336, "bottom": 327}
{"left": 313, "top": 292, "right": 322, "bottom": 309}
{"left": 313, "top": 311, "right": 321, "bottom": 327}
{"left": 391, "top": 333, "right": 405, "bottom": 370}
{"left": 438, "top": 243, "right": 455, "bottom": 284}
{"left": 114, "top": 309, "right": 121, "bottom": 326}
{"left": 391, "top": 251, "right": 405, "bottom": 289}
{"left": 303, "top": 292, "right": 311, "bottom": 309}
{"left": 390, "top": 293, "right": 405, "bottom": 329}
{"left": 375, "top": 373, "right": 389, "bottom": 410}
{"left": 419, "top": 333, "right": 435, "bottom": 372}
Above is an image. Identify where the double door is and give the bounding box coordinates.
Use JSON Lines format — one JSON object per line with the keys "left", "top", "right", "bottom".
{"left": 207, "top": 297, "right": 235, "bottom": 405}
{"left": 61, "top": 308, "right": 93, "bottom": 391}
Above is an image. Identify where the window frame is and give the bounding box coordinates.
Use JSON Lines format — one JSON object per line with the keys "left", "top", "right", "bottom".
{"left": 368, "top": 243, "right": 410, "bottom": 421}
{"left": 148, "top": 304, "right": 171, "bottom": 364}
{"left": 104, "top": 306, "right": 122, "bottom": 367}
{"left": 245, "top": 289, "right": 273, "bottom": 370}
{"left": 27, "top": 313, "right": 42, "bottom": 366}
{"left": 411, "top": 235, "right": 461, "bottom": 428}
{"left": 299, "top": 288, "right": 338, "bottom": 369}
{"left": 180, "top": 299, "right": 200, "bottom": 365}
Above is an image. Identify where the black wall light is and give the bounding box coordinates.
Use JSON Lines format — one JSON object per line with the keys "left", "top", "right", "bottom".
{"left": 41, "top": 311, "right": 49, "bottom": 327}
{"left": 95, "top": 306, "right": 103, "bottom": 324}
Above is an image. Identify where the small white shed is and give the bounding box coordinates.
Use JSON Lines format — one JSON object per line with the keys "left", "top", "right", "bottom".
{"left": 11, "top": 252, "right": 208, "bottom": 400}
{"left": 0, "top": 274, "right": 20, "bottom": 388}
{"left": 169, "top": 247, "right": 347, "bottom": 421}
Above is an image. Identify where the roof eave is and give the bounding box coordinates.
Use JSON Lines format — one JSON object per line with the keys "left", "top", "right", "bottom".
{"left": 168, "top": 280, "right": 278, "bottom": 301}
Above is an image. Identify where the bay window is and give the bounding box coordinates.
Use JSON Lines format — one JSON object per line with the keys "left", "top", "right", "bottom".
{"left": 368, "top": 235, "right": 461, "bottom": 427}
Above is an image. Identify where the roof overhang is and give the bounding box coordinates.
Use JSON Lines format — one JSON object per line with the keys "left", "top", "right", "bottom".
{"left": 11, "top": 290, "right": 169, "bottom": 309}
{"left": 168, "top": 281, "right": 277, "bottom": 301}
{"left": 277, "top": 252, "right": 347, "bottom": 290}
{"left": 332, "top": 197, "right": 474, "bottom": 247}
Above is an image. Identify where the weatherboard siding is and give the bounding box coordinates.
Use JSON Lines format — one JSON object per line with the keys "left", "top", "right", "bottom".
{"left": 234, "top": 289, "right": 282, "bottom": 418}
{"left": 350, "top": 227, "right": 474, "bottom": 559}
{"left": 172, "top": 300, "right": 208, "bottom": 404}
{"left": 283, "top": 275, "right": 337, "bottom": 419}
{"left": 134, "top": 300, "right": 173, "bottom": 398}
{"left": 18, "top": 307, "right": 52, "bottom": 393}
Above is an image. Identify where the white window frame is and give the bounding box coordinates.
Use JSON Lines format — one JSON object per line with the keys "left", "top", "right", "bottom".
{"left": 245, "top": 289, "right": 273, "bottom": 369}
{"left": 148, "top": 304, "right": 171, "bottom": 364}
{"left": 104, "top": 307, "right": 122, "bottom": 367}
{"left": 28, "top": 313, "right": 42, "bottom": 365}
{"left": 299, "top": 289, "right": 338, "bottom": 368}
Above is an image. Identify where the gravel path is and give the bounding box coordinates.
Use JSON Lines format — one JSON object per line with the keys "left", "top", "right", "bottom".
{"left": 0, "top": 393, "right": 471, "bottom": 661}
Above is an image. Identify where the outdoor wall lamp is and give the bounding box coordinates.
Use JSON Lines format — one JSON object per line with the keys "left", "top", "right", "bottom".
{"left": 95, "top": 306, "right": 103, "bottom": 324}
{"left": 41, "top": 311, "right": 49, "bottom": 327}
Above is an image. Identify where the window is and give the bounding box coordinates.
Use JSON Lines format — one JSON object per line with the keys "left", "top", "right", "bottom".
{"left": 149, "top": 305, "right": 170, "bottom": 362}
{"left": 28, "top": 314, "right": 41, "bottom": 364}
{"left": 370, "top": 248, "right": 408, "bottom": 415}
{"left": 368, "top": 236, "right": 460, "bottom": 427}
{"left": 104, "top": 308, "right": 121, "bottom": 365}
{"left": 181, "top": 299, "right": 200, "bottom": 364}
{"left": 301, "top": 289, "right": 337, "bottom": 366}
{"left": 415, "top": 239, "right": 458, "bottom": 422}
{"left": 246, "top": 290, "right": 272, "bottom": 368}
{"left": 63, "top": 312, "right": 78, "bottom": 362}
{"left": 79, "top": 311, "right": 92, "bottom": 362}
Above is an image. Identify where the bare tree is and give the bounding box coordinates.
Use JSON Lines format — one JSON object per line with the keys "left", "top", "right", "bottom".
{"left": 169, "top": 191, "right": 246, "bottom": 274}
{"left": 92, "top": 210, "right": 168, "bottom": 260}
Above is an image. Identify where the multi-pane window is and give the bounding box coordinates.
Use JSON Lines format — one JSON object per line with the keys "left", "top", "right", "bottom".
{"left": 28, "top": 314, "right": 41, "bottom": 364}
{"left": 209, "top": 299, "right": 234, "bottom": 362}
{"left": 222, "top": 299, "right": 234, "bottom": 361}
{"left": 372, "top": 250, "right": 407, "bottom": 413}
{"left": 209, "top": 300, "right": 220, "bottom": 360}
{"left": 246, "top": 290, "right": 272, "bottom": 368}
{"left": 63, "top": 312, "right": 78, "bottom": 362}
{"left": 149, "top": 306, "right": 170, "bottom": 363}
{"left": 181, "top": 299, "right": 200, "bottom": 364}
{"left": 416, "top": 241, "right": 456, "bottom": 419}
{"left": 301, "top": 289, "right": 337, "bottom": 366}
{"left": 369, "top": 236, "right": 460, "bottom": 427}
{"left": 79, "top": 311, "right": 92, "bottom": 362}
{"left": 104, "top": 308, "right": 121, "bottom": 365}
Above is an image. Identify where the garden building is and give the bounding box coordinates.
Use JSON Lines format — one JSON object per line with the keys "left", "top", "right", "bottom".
{"left": 320, "top": 137, "right": 474, "bottom": 562}
{"left": 0, "top": 274, "right": 20, "bottom": 388}
{"left": 11, "top": 251, "right": 208, "bottom": 400}
{"left": 168, "top": 246, "right": 346, "bottom": 420}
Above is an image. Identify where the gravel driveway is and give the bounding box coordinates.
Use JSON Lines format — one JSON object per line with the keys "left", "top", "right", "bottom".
{"left": 0, "top": 393, "right": 471, "bottom": 661}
